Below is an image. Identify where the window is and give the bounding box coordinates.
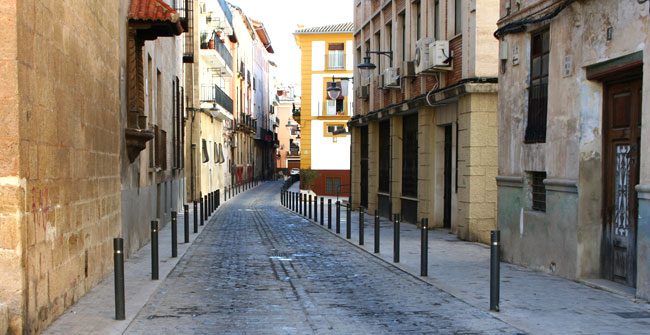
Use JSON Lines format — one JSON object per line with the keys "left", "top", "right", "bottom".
{"left": 202, "top": 139, "right": 209, "bottom": 163}
{"left": 326, "top": 177, "right": 341, "bottom": 194}
{"left": 399, "top": 12, "right": 406, "bottom": 62}
{"left": 214, "top": 142, "right": 219, "bottom": 163}
{"left": 455, "top": 0, "right": 462, "bottom": 35}
{"left": 328, "top": 43, "right": 345, "bottom": 69}
{"left": 325, "top": 124, "right": 346, "bottom": 135}
{"left": 414, "top": 0, "right": 421, "bottom": 41}
{"left": 374, "top": 31, "right": 381, "bottom": 73}
{"left": 326, "top": 99, "right": 344, "bottom": 116}
{"left": 218, "top": 143, "right": 225, "bottom": 163}
{"left": 434, "top": 0, "right": 440, "bottom": 40}
{"left": 402, "top": 114, "right": 418, "bottom": 197}
{"left": 385, "top": 22, "right": 393, "bottom": 68}
{"left": 530, "top": 172, "right": 547, "bottom": 212}
{"left": 525, "top": 29, "right": 550, "bottom": 143}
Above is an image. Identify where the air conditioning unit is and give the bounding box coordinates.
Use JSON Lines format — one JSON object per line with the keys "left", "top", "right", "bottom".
{"left": 429, "top": 40, "right": 452, "bottom": 70}
{"left": 383, "top": 67, "right": 400, "bottom": 88}
{"left": 356, "top": 85, "right": 369, "bottom": 100}
{"left": 402, "top": 61, "right": 416, "bottom": 77}
{"left": 414, "top": 38, "right": 433, "bottom": 74}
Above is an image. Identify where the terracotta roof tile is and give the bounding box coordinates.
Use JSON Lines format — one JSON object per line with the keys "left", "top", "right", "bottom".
{"left": 129, "top": 0, "right": 181, "bottom": 25}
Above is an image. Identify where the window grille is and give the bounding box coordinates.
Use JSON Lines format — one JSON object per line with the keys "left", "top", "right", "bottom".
{"left": 531, "top": 172, "right": 546, "bottom": 212}
{"left": 402, "top": 114, "right": 418, "bottom": 197}
{"left": 378, "top": 120, "right": 390, "bottom": 193}
{"left": 525, "top": 29, "right": 550, "bottom": 143}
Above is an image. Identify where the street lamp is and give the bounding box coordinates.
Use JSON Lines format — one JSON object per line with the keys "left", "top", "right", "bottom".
{"left": 357, "top": 50, "right": 393, "bottom": 78}
{"left": 326, "top": 81, "right": 341, "bottom": 100}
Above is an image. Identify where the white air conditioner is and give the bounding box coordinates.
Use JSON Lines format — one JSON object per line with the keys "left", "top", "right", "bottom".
{"left": 383, "top": 67, "right": 400, "bottom": 88}
{"left": 414, "top": 38, "right": 433, "bottom": 74}
{"left": 429, "top": 40, "right": 452, "bottom": 70}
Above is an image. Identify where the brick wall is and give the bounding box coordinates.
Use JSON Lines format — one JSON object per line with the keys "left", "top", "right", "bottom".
{"left": 449, "top": 35, "right": 463, "bottom": 85}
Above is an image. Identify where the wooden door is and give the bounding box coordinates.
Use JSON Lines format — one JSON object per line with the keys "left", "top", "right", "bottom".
{"left": 443, "top": 125, "right": 453, "bottom": 228}
{"left": 603, "top": 78, "right": 642, "bottom": 287}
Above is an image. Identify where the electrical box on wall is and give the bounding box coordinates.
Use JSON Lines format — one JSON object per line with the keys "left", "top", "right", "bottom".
{"left": 499, "top": 41, "right": 509, "bottom": 61}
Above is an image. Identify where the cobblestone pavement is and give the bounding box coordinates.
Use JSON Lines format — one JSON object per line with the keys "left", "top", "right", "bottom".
{"left": 124, "top": 182, "right": 522, "bottom": 334}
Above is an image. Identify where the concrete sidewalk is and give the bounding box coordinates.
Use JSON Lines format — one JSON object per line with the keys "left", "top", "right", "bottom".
{"left": 42, "top": 181, "right": 260, "bottom": 335}
{"left": 282, "top": 187, "right": 650, "bottom": 335}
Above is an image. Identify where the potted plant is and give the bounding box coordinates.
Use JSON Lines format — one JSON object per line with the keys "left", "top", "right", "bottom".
{"left": 300, "top": 169, "right": 320, "bottom": 192}
{"left": 200, "top": 31, "right": 208, "bottom": 49}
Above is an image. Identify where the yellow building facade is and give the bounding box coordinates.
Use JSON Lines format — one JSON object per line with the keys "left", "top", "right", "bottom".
{"left": 294, "top": 24, "right": 353, "bottom": 196}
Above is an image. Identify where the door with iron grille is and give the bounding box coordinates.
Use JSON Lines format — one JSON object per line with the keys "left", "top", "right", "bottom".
{"left": 378, "top": 120, "right": 391, "bottom": 218}
{"left": 603, "top": 78, "right": 641, "bottom": 287}
{"left": 402, "top": 114, "right": 418, "bottom": 223}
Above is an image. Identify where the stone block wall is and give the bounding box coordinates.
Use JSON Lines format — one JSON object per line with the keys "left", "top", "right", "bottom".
{"left": 457, "top": 93, "right": 498, "bottom": 244}
{"left": 0, "top": 0, "right": 122, "bottom": 333}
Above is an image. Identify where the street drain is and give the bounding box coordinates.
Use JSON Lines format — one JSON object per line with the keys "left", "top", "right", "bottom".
{"left": 613, "top": 312, "right": 650, "bottom": 319}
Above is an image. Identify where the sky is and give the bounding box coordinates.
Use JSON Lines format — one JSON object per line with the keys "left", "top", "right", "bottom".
{"left": 229, "top": 0, "right": 354, "bottom": 88}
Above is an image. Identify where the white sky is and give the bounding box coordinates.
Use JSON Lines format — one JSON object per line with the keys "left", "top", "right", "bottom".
{"left": 230, "top": 0, "right": 354, "bottom": 88}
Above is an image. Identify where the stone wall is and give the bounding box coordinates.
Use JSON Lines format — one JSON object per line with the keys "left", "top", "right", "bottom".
{"left": 4, "top": 0, "right": 122, "bottom": 333}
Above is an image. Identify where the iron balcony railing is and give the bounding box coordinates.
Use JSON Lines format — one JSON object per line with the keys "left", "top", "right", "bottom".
{"left": 238, "top": 112, "right": 257, "bottom": 131}
{"left": 200, "top": 85, "right": 233, "bottom": 114}
{"left": 326, "top": 53, "right": 346, "bottom": 70}
{"left": 201, "top": 34, "right": 233, "bottom": 71}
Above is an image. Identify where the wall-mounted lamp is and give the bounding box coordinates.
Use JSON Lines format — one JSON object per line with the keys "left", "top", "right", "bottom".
{"left": 326, "top": 76, "right": 353, "bottom": 100}
{"left": 357, "top": 51, "right": 393, "bottom": 77}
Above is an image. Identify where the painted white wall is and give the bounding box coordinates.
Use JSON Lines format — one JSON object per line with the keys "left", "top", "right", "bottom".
{"left": 346, "top": 40, "right": 353, "bottom": 70}
{"left": 312, "top": 41, "right": 325, "bottom": 71}
{"left": 310, "top": 119, "right": 350, "bottom": 170}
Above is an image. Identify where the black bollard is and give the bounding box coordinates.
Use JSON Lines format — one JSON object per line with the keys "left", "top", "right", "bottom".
{"left": 335, "top": 201, "right": 341, "bottom": 233}
{"left": 359, "top": 208, "right": 364, "bottom": 245}
{"left": 299, "top": 193, "right": 303, "bottom": 215}
{"left": 303, "top": 194, "right": 307, "bottom": 217}
{"left": 184, "top": 204, "right": 190, "bottom": 243}
{"left": 320, "top": 197, "right": 324, "bottom": 225}
{"left": 199, "top": 197, "right": 204, "bottom": 226}
{"left": 346, "top": 204, "right": 351, "bottom": 239}
{"left": 217, "top": 189, "right": 220, "bottom": 208}
{"left": 393, "top": 213, "right": 400, "bottom": 263}
{"left": 151, "top": 220, "right": 159, "bottom": 280}
{"left": 490, "top": 230, "right": 500, "bottom": 312}
{"left": 374, "top": 209, "right": 380, "bottom": 253}
{"left": 193, "top": 201, "right": 198, "bottom": 233}
{"left": 314, "top": 196, "right": 318, "bottom": 222}
{"left": 203, "top": 195, "right": 208, "bottom": 222}
{"left": 308, "top": 195, "right": 312, "bottom": 220}
{"left": 113, "top": 238, "right": 125, "bottom": 320}
{"left": 171, "top": 211, "right": 178, "bottom": 258}
{"left": 327, "top": 199, "right": 332, "bottom": 229}
{"left": 228, "top": 185, "right": 231, "bottom": 199}
{"left": 421, "top": 218, "right": 428, "bottom": 276}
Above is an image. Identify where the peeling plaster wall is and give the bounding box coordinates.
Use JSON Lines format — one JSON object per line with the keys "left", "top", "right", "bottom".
{"left": 497, "top": 0, "right": 649, "bottom": 286}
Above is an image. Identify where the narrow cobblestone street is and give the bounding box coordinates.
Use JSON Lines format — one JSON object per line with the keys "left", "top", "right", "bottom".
{"left": 123, "top": 182, "right": 521, "bottom": 334}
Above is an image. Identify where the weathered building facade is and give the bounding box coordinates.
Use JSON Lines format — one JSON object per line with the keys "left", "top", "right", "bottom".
{"left": 496, "top": 0, "right": 650, "bottom": 299}
{"left": 349, "top": 0, "right": 499, "bottom": 242}
{"left": 275, "top": 86, "right": 302, "bottom": 175}
{"left": 294, "top": 23, "right": 353, "bottom": 196}
{"left": 0, "top": 0, "right": 188, "bottom": 333}
{"left": 121, "top": 0, "right": 187, "bottom": 258}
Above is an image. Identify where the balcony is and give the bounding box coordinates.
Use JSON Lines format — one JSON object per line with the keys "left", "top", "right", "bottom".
{"left": 200, "top": 33, "right": 233, "bottom": 76}
{"left": 237, "top": 112, "right": 257, "bottom": 134}
{"left": 200, "top": 85, "right": 233, "bottom": 114}
{"left": 317, "top": 101, "right": 353, "bottom": 117}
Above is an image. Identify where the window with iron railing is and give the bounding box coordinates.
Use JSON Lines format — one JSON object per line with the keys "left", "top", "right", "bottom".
{"left": 525, "top": 29, "right": 549, "bottom": 143}
{"left": 378, "top": 120, "right": 390, "bottom": 193}
{"left": 402, "top": 114, "right": 418, "bottom": 197}
{"left": 530, "top": 171, "right": 547, "bottom": 212}
{"left": 327, "top": 177, "right": 342, "bottom": 194}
